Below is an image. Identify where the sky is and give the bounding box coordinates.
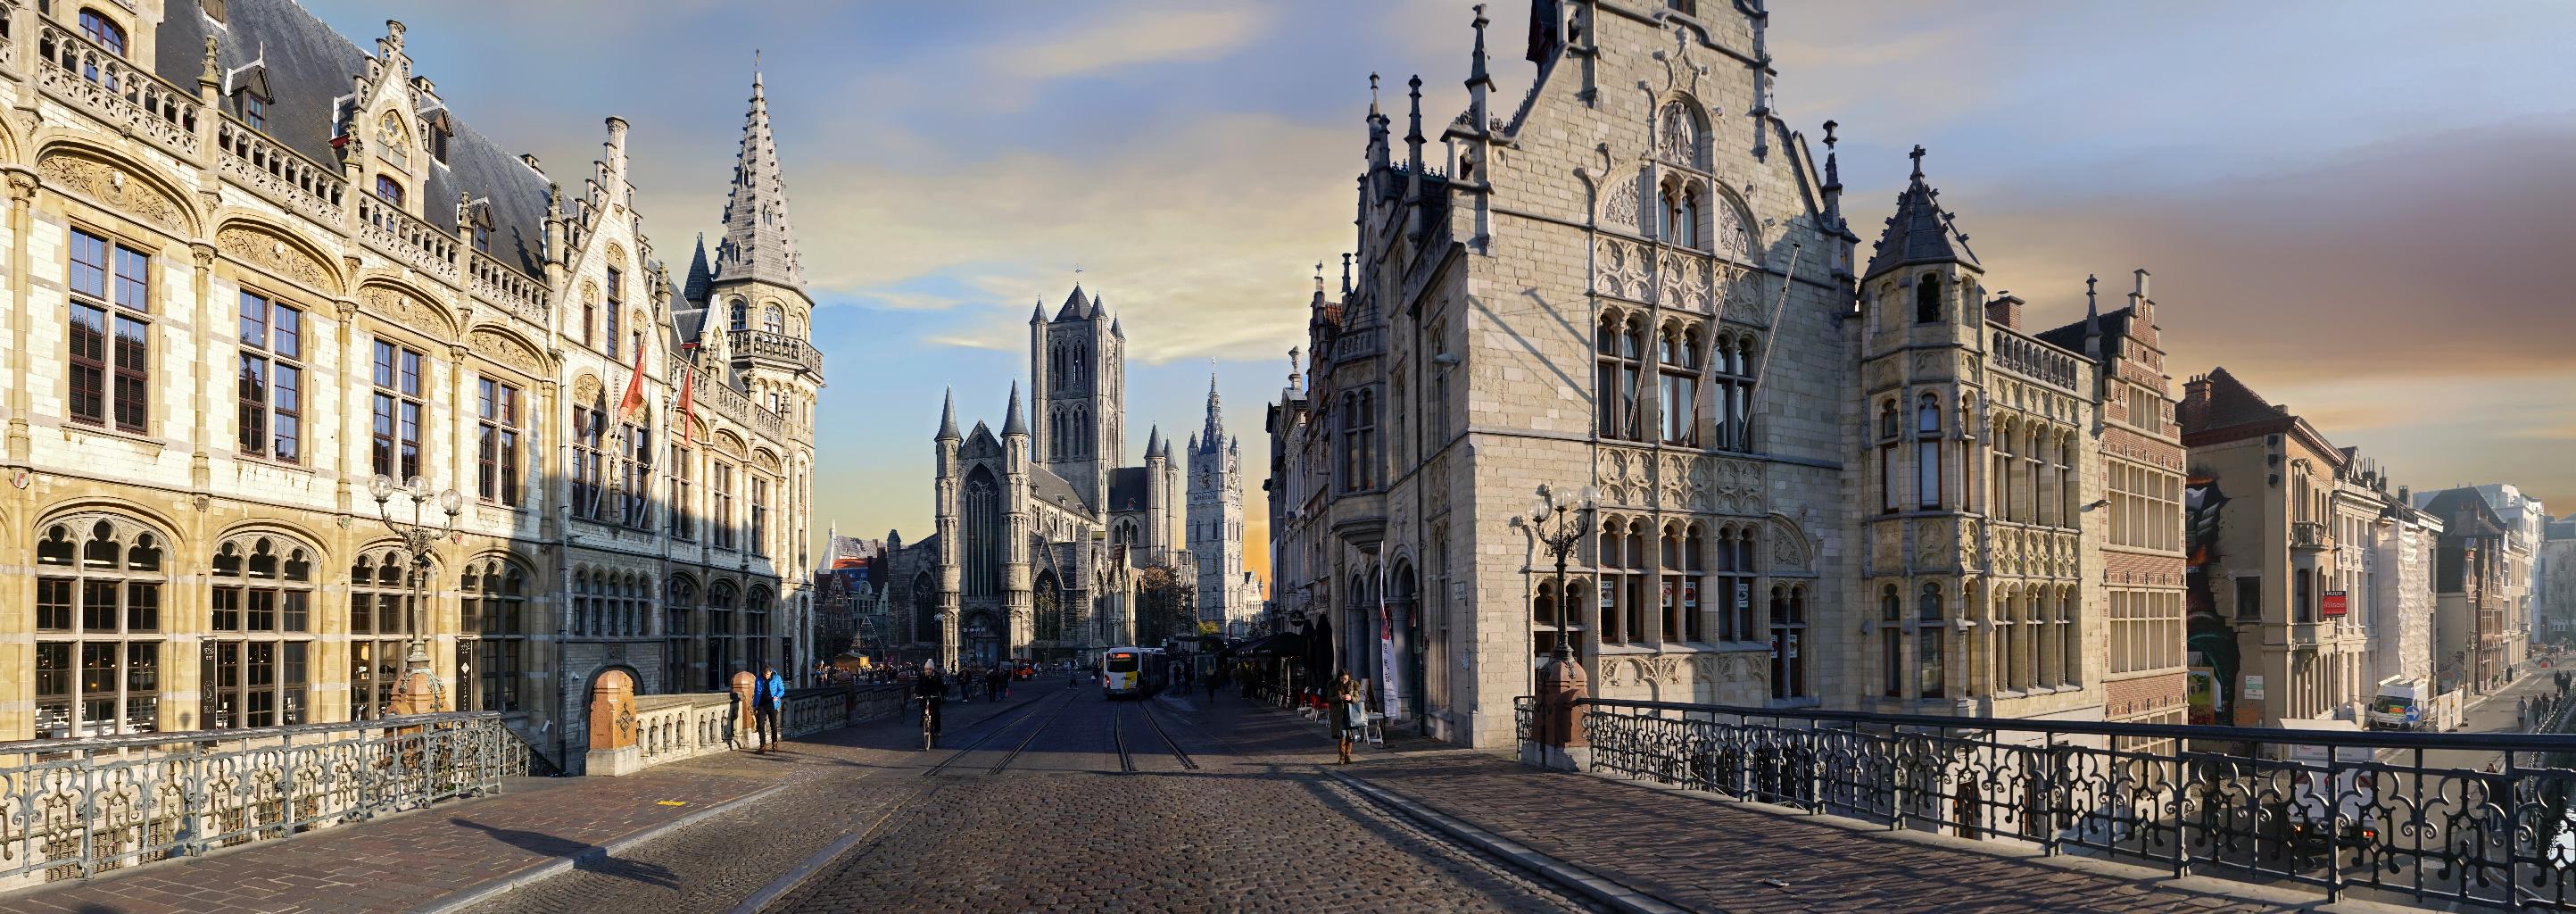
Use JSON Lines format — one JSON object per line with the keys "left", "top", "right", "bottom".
{"left": 301, "top": 1, "right": 2576, "bottom": 584}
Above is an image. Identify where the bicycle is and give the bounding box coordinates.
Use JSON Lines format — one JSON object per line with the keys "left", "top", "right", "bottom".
{"left": 920, "top": 696, "right": 940, "bottom": 751}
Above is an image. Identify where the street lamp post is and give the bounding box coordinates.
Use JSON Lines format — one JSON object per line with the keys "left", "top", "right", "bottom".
{"left": 1510, "top": 484, "right": 1598, "bottom": 697}
{"left": 371, "top": 473, "right": 464, "bottom": 717}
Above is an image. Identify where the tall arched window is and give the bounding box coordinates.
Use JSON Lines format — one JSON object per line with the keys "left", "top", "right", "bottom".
{"left": 910, "top": 570, "right": 937, "bottom": 647}
{"left": 706, "top": 581, "right": 738, "bottom": 690}
{"left": 964, "top": 467, "right": 1002, "bottom": 598}
{"left": 1035, "top": 573, "right": 1064, "bottom": 642}
{"left": 1596, "top": 312, "right": 1644, "bottom": 440}
{"left": 729, "top": 298, "right": 748, "bottom": 332}
{"left": 348, "top": 549, "right": 418, "bottom": 720}
{"left": 1878, "top": 400, "right": 1901, "bottom": 514}
{"left": 462, "top": 557, "right": 526, "bottom": 711}
{"left": 1917, "top": 394, "right": 1942, "bottom": 510}
{"left": 761, "top": 304, "right": 784, "bottom": 336}
{"left": 34, "top": 516, "right": 165, "bottom": 737}
{"left": 1918, "top": 583, "right": 1944, "bottom": 699}
{"left": 746, "top": 587, "right": 774, "bottom": 675}
{"left": 667, "top": 577, "right": 698, "bottom": 694}
{"left": 1915, "top": 274, "right": 1942, "bottom": 323}
{"left": 207, "top": 534, "right": 314, "bottom": 728}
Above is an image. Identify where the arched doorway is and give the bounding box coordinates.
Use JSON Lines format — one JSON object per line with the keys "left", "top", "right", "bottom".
{"left": 962, "top": 611, "right": 1002, "bottom": 666}
{"left": 1389, "top": 560, "right": 1423, "bottom": 729}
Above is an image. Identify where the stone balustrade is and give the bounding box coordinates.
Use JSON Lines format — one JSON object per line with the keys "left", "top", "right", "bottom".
{"left": 588, "top": 677, "right": 906, "bottom": 777}
{"left": 674, "top": 354, "right": 786, "bottom": 439}
{"left": 356, "top": 192, "right": 460, "bottom": 283}
{"left": 469, "top": 249, "right": 551, "bottom": 327}
{"left": 216, "top": 117, "right": 346, "bottom": 226}
{"left": 731, "top": 328, "right": 825, "bottom": 378}
{"left": 34, "top": 23, "right": 201, "bottom": 158}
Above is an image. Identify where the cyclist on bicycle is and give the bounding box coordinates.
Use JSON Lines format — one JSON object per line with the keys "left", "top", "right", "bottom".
{"left": 914, "top": 661, "right": 948, "bottom": 737}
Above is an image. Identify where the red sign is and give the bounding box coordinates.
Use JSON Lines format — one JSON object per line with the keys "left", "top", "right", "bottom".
{"left": 2322, "top": 591, "right": 2348, "bottom": 618}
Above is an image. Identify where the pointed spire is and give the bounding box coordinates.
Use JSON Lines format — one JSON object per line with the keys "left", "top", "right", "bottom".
{"left": 1002, "top": 382, "right": 1029, "bottom": 437}
{"left": 1204, "top": 369, "right": 1226, "bottom": 453}
{"left": 1111, "top": 314, "right": 1124, "bottom": 338}
{"left": 1031, "top": 297, "right": 1047, "bottom": 324}
{"left": 1467, "top": 4, "right": 1494, "bottom": 91}
{"left": 1089, "top": 292, "right": 1111, "bottom": 323}
{"left": 712, "top": 54, "right": 805, "bottom": 290}
{"left": 2083, "top": 274, "right": 2104, "bottom": 358}
{"left": 1146, "top": 425, "right": 1162, "bottom": 460}
{"left": 936, "top": 387, "right": 960, "bottom": 441}
{"left": 1054, "top": 285, "right": 1090, "bottom": 321}
{"left": 1819, "top": 120, "right": 1845, "bottom": 230}
{"left": 1863, "top": 145, "right": 1980, "bottom": 280}
{"left": 683, "top": 233, "right": 712, "bottom": 303}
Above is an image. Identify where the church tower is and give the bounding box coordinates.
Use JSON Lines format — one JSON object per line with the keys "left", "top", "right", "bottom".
{"left": 1032, "top": 285, "right": 1124, "bottom": 512}
{"left": 709, "top": 63, "right": 823, "bottom": 436}
{"left": 1188, "top": 374, "right": 1247, "bottom": 630}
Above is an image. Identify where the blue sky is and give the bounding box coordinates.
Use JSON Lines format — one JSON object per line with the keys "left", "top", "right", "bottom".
{"left": 304, "top": 1, "right": 2576, "bottom": 579}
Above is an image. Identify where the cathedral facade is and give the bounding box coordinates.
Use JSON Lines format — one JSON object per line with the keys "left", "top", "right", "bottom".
{"left": 0, "top": 0, "right": 819, "bottom": 770}
{"left": 1264, "top": 0, "right": 2187, "bottom": 748}
{"left": 881, "top": 287, "right": 1195, "bottom": 667}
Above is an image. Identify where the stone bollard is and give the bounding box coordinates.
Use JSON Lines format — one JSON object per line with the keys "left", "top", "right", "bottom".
{"left": 730, "top": 671, "right": 758, "bottom": 748}
{"left": 584, "top": 669, "right": 641, "bottom": 776}
{"left": 1527, "top": 644, "right": 1590, "bottom": 772}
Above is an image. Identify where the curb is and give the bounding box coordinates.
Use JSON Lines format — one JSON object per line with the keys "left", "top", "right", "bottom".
{"left": 1323, "top": 770, "right": 1689, "bottom": 914}
{"left": 413, "top": 781, "right": 790, "bottom": 914}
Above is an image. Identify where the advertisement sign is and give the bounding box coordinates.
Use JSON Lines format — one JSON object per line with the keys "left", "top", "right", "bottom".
{"left": 2242, "top": 674, "right": 2266, "bottom": 701}
{"left": 2186, "top": 666, "right": 2219, "bottom": 725}
{"left": 2322, "top": 591, "right": 2348, "bottom": 618}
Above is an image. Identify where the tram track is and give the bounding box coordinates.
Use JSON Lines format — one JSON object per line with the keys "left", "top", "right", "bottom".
{"left": 920, "top": 688, "right": 1076, "bottom": 778}
{"left": 1111, "top": 696, "right": 1200, "bottom": 773}
{"left": 1136, "top": 698, "right": 1201, "bottom": 770}
{"left": 986, "top": 686, "right": 1078, "bottom": 775}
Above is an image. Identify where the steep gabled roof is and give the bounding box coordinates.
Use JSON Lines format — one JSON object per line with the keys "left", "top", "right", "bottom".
{"left": 709, "top": 67, "right": 806, "bottom": 291}
{"left": 1054, "top": 286, "right": 1092, "bottom": 322}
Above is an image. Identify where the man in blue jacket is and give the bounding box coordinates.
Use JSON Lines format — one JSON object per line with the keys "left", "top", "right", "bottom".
{"left": 753, "top": 664, "right": 786, "bottom": 752}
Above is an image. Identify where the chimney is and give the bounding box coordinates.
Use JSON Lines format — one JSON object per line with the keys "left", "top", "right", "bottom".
{"left": 1984, "top": 292, "right": 2023, "bottom": 330}
{"left": 2183, "top": 373, "right": 2212, "bottom": 404}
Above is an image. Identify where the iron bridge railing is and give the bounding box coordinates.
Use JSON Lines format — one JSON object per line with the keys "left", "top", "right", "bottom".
{"left": 1528, "top": 696, "right": 2576, "bottom": 910}
{"left": 0, "top": 711, "right": 528, "bottom": 885}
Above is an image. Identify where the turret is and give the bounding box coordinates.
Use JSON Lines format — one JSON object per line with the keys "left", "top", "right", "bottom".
{"left": 1365, "top": 74, "right": 1391, "bottom": 189}
{"left": 2082, "top": 274, "right": 2104, "bottom": 359}
{"left": 1404, "top": 75, "right": 1427, "bottom": 236}
{"left": 1028, "top": 298, "right": 1048, "bottom": 460}
{"left": 1862, "top": 146, "right": 1984, "bottom": 338}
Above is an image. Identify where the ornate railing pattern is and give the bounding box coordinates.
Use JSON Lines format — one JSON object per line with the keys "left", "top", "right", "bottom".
{"left": 356, "top": 193, "right": 460, "bottom": 283}
{"left": 215, "top": 118, "right": 344, "bottom": 225}
{"left": 783, "top": 684, "right": 907, "bottom": 738}
{"left": 0, "top": 712, "right": 525, "bottom": 885}
{"left": 1558, "top": 698, "right": 2576, "bottom": 910}
{"left": 1992, "top": 331, "right": 2080, "bottom": 392}
{"left": 469, "top": 251, "right": 551, "bottom": 327}
{"left": 673, "top": 354, "right": 785, "bottom": 439}
{"left": 34, "top": 24, "right": 202, "bottom": 158}
{"left": 731, "top": 329, "right": 824, "bottom": 377}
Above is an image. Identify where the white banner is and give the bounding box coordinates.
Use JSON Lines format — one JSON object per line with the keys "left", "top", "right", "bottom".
{"left": 1379, "top": 560, "right": 1400, "bottom": 718}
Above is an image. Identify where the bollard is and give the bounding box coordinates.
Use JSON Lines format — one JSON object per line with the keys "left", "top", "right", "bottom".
{"left": 1529, "top": 644, "right": 1590, "bottom": 772}
{"left": 730, "top": 670, "right": 758, "bottom": 748}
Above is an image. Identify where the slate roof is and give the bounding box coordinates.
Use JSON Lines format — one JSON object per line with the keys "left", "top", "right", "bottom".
{"left": 1106, "top": 466, "right": 1152, "bottom": 512}
{"left": 1054, "top": 286, "right": 1092, "bottom": 322}
{"left": 1030, "top": 464, "right": 1087, "bottom": 513}
{"left": 708, "top": 71, "right": 805, "bottom": 289}
{"left": 2034, "top": 305, "right": 2133, "bottom": 353}
{"left": 158, "top": 0, "right": 557, "bottom": 280}
{"left": 1862, "top": 152, "right": 1979, "bottom": 280}
{"left": 2177, "top": 367, "right": 2288, "bottom": 438}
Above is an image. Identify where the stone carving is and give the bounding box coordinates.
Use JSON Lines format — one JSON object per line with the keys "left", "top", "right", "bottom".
{"left": 1596, "top": 445, "right": 1649, "bottom": 506}
{"left": 1960, "top": 519, "right": 1984, "bottom": 570}
{"left": 1594, "top": 237, "right": 1646, "bottom": 300}
{"left": 39, "top": 153, "right": 186, "bottom": 234}
{"left": 1870, "top": 522, "right": 1901, "bottom": 573}
{"left": 468, "top": 328, "right": 543, "bottom": 376}
{"left": 1863, "top": 359, "right": 1901, "bottom": 392}
{"left": 1766, "top": 514, "right": 1811, "bottom": 573}
{"left": 1600, "top": 176, "right": 1641, "bottom": 235}
{"left": 1711, "top": 457, "right": 1760, "bottom": 514}
{"left": 712, "top": 430, "right": 749, "bottom": 458}
{"left": 1914, "top": 519, "right": 1950, "bottom": 570}
{"left": 360, "top": 285, "right": 454, "bottom": 338}
{"left": 1713, "top": 200, "right": 1752, "bottom": 263}
{"left": 1910, "top": 350, "right": 1950, "bottom": 380}
{"left": 215, "top": 224, "right": 336, "bottom": 294}
{"left": 1661, "top": 453, "right": 1703, "bottom": 511}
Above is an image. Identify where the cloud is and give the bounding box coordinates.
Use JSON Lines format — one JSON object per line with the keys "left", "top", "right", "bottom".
{"left": 987, "top": 5, "right": 1271, "bottom": 81}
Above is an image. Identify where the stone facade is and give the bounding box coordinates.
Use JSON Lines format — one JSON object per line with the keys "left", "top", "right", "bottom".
{"left": 1263, "top": 1, "right": 2187, "bottom": 748}
{"left": 0, "top": 2, "right": 816, "bottom": 770}
{"left": 1187, "top": 376, "right": 1261, "bottom": 634}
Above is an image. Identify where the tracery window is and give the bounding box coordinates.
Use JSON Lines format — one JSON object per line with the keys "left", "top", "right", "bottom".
{"left": 706, "top": 582, "right": 738, "bottom": 690}
{"left": 762, "top": 304, "right": 784, "bottom": 336}
{"left": 460, "top": 558, "right": 527, "bottom": 711}
{"left": 730, "top": 298, "right": 748, "bottom": 332}
{"left": 34, "top": 517, "right": 164, "bottom": 737}
{"left": 206, "top": 534, "right": 313, "bottom": 728}
{"left": 667, "top": 577, "right": 698, "bottom": 693}
{"left": 1595, "top": 312, "right": 1644, "bottom": 440}
{"left": 1714, "top": 525, "right": 1755, "bottom": 641}
{"left": 1710, "top": 333, "right": 1756, "bottom": 452}
{"left": 348, "top": 549, "right": 418, "bottom": 721}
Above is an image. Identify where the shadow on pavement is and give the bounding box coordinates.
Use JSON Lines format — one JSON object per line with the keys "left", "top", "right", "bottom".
{"left": 450, "top": 818, "right": 681, "bottom": 889}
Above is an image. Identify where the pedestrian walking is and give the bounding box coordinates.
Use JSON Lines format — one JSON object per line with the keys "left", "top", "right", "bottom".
{"left": 752, "top": 664, "right": 786, "bottom": 752}
{"left": 1332, "top": 672, "right": 1367, "bottom": 765}
{"left": 2518, "top": 697, "right": 2530, "bottom": 730}
{"left": 1205, "top": 665, "right": 1222, "bottom": 702}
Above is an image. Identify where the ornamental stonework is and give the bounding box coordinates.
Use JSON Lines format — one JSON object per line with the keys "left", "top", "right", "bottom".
{"left": 468, "top": 328, "right": 543, "bottom": 376}
{"left": 360, "top": 285, "right": 453, "bottom": 338}
{"left": 216, "top": 224, "right": 335, "bottom": 294}
{"left": 40, "top": 152, "right": 185, "bottom": 234}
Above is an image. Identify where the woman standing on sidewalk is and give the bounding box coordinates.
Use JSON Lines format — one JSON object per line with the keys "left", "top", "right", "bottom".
{"left": 1333, "top": 672, "right": 1368, "bottom": 765}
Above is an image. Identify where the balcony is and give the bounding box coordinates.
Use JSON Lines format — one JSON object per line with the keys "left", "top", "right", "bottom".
{"left": 2287, "top": 619, "right": 2323, "bottom": 646}
{"left": 357, "top": 194, "right": 461, "bottom": 283}
{"left": 2291, "top": 520, "right": 2331, "bottom": 552}
{"left": 216, "top": 116, "right": 346, "bottom": 225}
{"left": 730, "top": 329, "right": 824, "bottom": 378}
{"left": 35, "top": 24, "right": 202, "bottom": 159}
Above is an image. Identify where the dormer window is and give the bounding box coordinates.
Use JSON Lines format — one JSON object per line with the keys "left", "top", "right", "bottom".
{"left": 374, "top": 175, "right": 405, "bottom": 206}
{"left": 237, "top": 93, "right": 268, "bottom": 130}
{"left": 427, "top": 112, "right": 454, "bottom": 164}
{"left": 79, "top": 9, "right": 125, "bottom": 55}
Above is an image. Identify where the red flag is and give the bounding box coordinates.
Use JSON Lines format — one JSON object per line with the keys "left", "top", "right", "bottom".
{"left": 674, "top": 364, "right": 697, "bottom": 445}
{"left": 616, "top": 345, "right": 646, "bottom": 424}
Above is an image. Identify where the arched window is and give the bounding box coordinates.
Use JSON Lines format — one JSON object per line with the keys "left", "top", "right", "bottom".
{"left": 349, "top": 548, "right": 419, "bottom": 720}
{"left": 667, "top": 577, "right": 699, "bottom": 694}
{"left": 1035, "top": 573, "right": 1064, "bottom": 642}
{"left": 1918, "top": 583, "right": 1944, "bottom": 700}
{"left": 761, "top": 304, "right": 784, "bottom": 336}
{"left": 910, "top": 570, "right": 937, "bottom": 647}
{"left": 1915, "top": 274, "right": 1942, "bottom": 323}
{"left": 1880, "top": 586, "right": 1902, "bottom": 698}
{"left": 746, "top": 587, "right": 774, "bottom": 675}
{"left": 1917, "top": 393, "right": 1942, "bottom": 510}
{"left": 462, "top": 557, "right": 527, "bottom": 711}
{"left": 375, "top": 175, "right": 405, "bottom": 206}
{"left": 964, "top": 467, "right": 1003, "bottom": 598}
{"left": 1596, "top": 313, "right": 1644, "bottom": 440}
{"left": 79, "top": 9, "right": 126, "bottom": 54}
{"left": 706, "top": 581, "right": 738, "bottom": 690}
{"left": 1878, "top": 401, "right": 1901, "bottom": 514}
{"left": 34, "top": 516, "right": 165, "bottom": 737}
{"left": 207, "top": 534, "right": 315, "bottom": 728}
{"left": 729, "top": 298, "right": 748, "bottom": 332}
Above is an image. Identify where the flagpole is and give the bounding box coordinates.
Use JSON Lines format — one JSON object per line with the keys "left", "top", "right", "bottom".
{"left": 1743, "top": 245, "right": 1804, "bottom": 443}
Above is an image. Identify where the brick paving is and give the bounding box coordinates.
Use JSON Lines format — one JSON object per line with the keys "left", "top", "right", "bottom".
{"left": 0, "top": 768, "right": 775, "bottom": 914}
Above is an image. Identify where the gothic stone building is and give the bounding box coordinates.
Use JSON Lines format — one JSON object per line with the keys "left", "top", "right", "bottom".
{"left": 880, "top": 287, "right": 1192, "bottom": 667}
{"left": 0, "top": 0, "right": 820, "bottom": 770}
{"left": 1187, "top": 376, "right": 1262, "bottom": 634}
{"left": 1264, "top": 0, "right": 2187, "bottom": 748}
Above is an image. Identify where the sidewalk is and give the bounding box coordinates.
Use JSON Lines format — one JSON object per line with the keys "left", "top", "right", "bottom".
{"left": 0, "top": 769, "right": 776, "bottom": 914}
{"left": 1188, "top": 698, "right": 2386, "bottom": 914}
